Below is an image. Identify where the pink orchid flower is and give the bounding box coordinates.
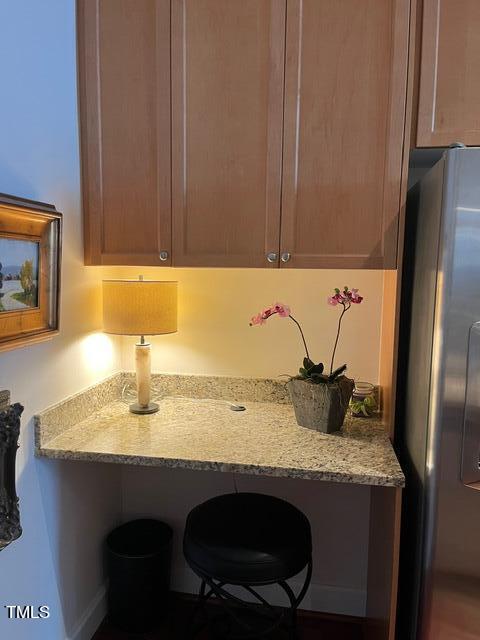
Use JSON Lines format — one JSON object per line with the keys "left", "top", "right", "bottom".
{"left": 272, "top": 302, "right": 291, "bottom": 317}
{"left": 250, "top": 303, "right": 291, "bottom": 326}
{"left": 350, "top": 288, "right": 363, "bottom": 304}
{"left": 328, "top": 287, "right": 363, "bottom": 307}
{"left": 327, "top": 286, "right": 364, "bottom": 374}
{"left": 249, "top": 302, "right": 310, "bottom": 360}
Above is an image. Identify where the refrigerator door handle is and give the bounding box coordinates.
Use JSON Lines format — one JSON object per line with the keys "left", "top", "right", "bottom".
{"left": 461, "top": 322, "right": 480, "bottom": 490}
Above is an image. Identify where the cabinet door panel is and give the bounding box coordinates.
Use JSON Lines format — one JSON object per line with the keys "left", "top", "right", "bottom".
{"left": 172, "top": 0, "right": 285, "bottom": 267}
{"left": 78, "top": 0, "right": 171, "bottom": 265}
{"left": 280, "top": 0, "right": 409, "bottom": 269}
{"left": 417, "top": 0, "right": 480, "bottom": 147}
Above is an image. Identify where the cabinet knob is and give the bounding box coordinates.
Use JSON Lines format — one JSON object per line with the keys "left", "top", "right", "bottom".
{"left": 266, "top": 252, "right": 278, "bottom": 263}
{"left": 281, "top": 252, "right": 291, "bottom": 263}
{"left": 159, "top": 251, "right": 169, "bottom": 261}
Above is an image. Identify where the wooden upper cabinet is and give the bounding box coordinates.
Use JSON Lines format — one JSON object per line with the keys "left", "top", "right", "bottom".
{"left": 79, "top": 0, "right": 410, "bottom": 269}
{"left": 78, "top": 0, "right": 172, "bottom": 265}
{"left": 171, "top": 0, "right": 285, "bottom": 267}
{"left": 417, "top": 0, "right": 480, "bottom": 147}
{"left": 280, "top": 0, "right": 410, "bottom": 269}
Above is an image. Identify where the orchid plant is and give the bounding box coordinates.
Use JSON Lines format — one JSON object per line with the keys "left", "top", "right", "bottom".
{"left": 250, "top": 287, "right": 363, "bottom": 384}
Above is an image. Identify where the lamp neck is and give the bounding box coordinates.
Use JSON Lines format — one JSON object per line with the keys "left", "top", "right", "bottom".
{"left": 136, "top": 335, "right": 150, "bottom": 347}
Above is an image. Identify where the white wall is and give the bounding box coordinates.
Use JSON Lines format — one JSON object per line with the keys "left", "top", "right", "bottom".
{"left": 0, "top": 2, "right": 122, "bottom": 639}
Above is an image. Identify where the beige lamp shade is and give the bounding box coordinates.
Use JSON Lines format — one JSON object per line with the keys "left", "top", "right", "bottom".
{"left": 102, "top": 280, "right": 177, "bottom": 336}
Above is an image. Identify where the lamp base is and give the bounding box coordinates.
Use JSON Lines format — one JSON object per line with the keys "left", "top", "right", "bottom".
{"left": 129, "top": 402, "right": 159, "bottom": 415}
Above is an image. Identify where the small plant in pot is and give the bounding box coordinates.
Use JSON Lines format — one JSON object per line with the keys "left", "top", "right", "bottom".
{"left": 250, "top": 287, "right": 364, "bottom": 433}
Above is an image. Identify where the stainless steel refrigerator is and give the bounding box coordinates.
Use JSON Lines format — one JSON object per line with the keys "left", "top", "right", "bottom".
{"left": 397, "top": 146, "right": 480, "bottom": 640}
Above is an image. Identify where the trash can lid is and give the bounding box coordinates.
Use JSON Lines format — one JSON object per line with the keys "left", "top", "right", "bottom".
{"left": 106, "top": 518, "right": 173, "bottom": 558}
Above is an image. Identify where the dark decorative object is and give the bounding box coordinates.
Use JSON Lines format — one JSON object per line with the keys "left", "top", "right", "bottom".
{"left": 0, "top": 392, "right": 23, "bottom": 551}
{"left": 287, "top": 376, "right": 355, "bottom": 433}
{"left": 0, "top": 193, "right": 62, "bottom": 353}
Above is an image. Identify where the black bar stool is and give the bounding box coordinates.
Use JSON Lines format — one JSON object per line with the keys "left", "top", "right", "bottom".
{"left": 183, "top": 492, "right": 312, "bottom": 639}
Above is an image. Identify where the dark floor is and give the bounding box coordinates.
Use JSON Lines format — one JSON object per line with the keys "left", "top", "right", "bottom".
{"left": 92, "top": 593, "right": 364, "bottom": 640}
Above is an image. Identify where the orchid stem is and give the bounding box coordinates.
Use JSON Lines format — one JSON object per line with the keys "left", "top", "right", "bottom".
{"left": 330, "top": 304, "right": 349, "bottom": 374}
{"left": 289, "top": 315, "right": 310, "bottom": 360}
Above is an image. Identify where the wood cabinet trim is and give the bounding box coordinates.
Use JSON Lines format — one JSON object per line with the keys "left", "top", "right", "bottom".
{"left": 154, "top": 0, "right": 173, "bottom": 264}
{"left": 382, "top": 0, "right": 411, "bottom": 269}
{"left": 379, "top": 1, "right": 419, "bottom": 438}
{"left": 409, "top": 0, "right": 423, "bottom": 149}
{"left": 77, "top": 0, "right": 102, "bottom": 265}
{"left": 416, "top": 0, "right": 441, "bottom": 146}
{"left": 365, "top": 486, "right": 403, "bottom": 640}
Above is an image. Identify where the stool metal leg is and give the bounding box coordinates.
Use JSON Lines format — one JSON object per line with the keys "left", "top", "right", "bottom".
{"left": 278, "top": 580, "right": 299, "bottom": 640}
{"left": 279, "top": 558, "right": 313, "bottom": 640}
{"left": 186, "top": 556, "right": 312, "bottom": 640}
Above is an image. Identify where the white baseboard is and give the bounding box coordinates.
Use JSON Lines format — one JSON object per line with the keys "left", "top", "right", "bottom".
{"left": 171, "top": 566, "right": 366, "bottom": 618}
{"left": 66, "top": 567, "right": 365, "bottom": 639}
{"left": 68, "top": 585, "right": 106, "bottom": 640}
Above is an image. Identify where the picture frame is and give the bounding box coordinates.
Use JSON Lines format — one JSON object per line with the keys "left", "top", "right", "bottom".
{"left": 0, "top": 194, "right": 62, "bottom": 352}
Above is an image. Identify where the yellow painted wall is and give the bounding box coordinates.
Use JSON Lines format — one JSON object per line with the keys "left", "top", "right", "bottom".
{"left": 116, "top": 268, "right": 383, "bottom": 383}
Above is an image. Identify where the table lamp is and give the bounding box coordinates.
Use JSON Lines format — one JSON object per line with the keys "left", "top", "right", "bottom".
{"left": 102, "top": 278, "right": 177, "bottom": 414}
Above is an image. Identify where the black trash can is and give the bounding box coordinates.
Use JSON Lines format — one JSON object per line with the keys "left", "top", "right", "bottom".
{"left": 105, "top": 519, "right": 173, "bottom": 632}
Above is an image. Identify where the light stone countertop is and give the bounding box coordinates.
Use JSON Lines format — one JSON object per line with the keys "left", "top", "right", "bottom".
{"left": 34, "top": 373, "right": 405, "bottom": 487}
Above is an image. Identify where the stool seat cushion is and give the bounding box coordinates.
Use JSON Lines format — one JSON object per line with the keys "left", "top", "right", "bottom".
{"left": 183, "top": 493, "right": 312, "bottom": 584}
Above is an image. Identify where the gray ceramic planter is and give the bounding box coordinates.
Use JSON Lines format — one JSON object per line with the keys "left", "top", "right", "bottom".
{"left": 287, "top": 376, "right": 355, "bottom": 433}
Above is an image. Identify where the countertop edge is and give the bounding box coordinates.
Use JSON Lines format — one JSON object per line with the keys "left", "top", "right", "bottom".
{"left": 36, "top": 445, "right": 405, "bottom": 488}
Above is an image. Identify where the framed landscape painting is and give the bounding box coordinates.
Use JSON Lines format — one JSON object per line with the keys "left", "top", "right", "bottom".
{"left": 0, "top": 194, "right": 62, "bottom": 352}
{"left": 0, "top": 239, "right": 40, "bottom": 312}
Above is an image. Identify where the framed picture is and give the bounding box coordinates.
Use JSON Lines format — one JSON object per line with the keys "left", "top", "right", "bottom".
{"left": 0, "top": 194, "right": 62, "bottom": 352}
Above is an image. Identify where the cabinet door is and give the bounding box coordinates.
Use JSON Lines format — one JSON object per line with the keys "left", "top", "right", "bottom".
{"left": 280, "top": 0, "right": 409, "bottom": 269}
{"left": 78, "top": 0, "right": 171, "bottom": 265}
{"left": 417, "top": 0, "right": 480, "bottom": 147}
{"left": 172, "top": 0, "right": 285, "bottom": 267}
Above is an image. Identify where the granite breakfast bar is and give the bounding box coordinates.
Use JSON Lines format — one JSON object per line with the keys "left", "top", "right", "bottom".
{"left": 34, "top": 372, "right": 404, "bottom": 640}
